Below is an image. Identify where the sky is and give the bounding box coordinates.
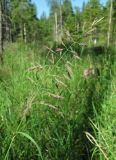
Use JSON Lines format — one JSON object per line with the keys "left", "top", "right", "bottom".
{"left": 31, "top": 0, "right": 108, "bottom": 18}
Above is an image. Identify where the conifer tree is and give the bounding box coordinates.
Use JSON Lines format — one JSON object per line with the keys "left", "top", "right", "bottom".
{"left": 83, "top": 0, "right": 102, "bottom": 46}
{"left": 62, "top": 0, "right": 74, "bottom": 32}
{"left": 47, "top": 0, "right": 63, "bottom": 42}
{"left": 10, "top": 0, "right": 37, "bottom": 42}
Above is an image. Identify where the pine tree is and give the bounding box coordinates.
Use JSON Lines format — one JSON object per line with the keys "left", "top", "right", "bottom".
{"left": 62, "top": 0, "right": 75, "bottom": 40}
{"left": 47, "top": 0, "right": 63, "bottom": 42}
{"left": 10, "top": 0, "right": 37, "bottom": 42}
{"left": 83, "top": 0, "right": 102, "bottom": 46}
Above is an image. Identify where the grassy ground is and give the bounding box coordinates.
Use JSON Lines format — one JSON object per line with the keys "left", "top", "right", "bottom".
{"left": 0, "top": 43, "right": 115, "bottom": 160}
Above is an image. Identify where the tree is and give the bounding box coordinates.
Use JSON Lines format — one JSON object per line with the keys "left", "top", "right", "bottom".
{"left": 75, "top": 7, "right": 82, "bottom": 31}
{"left": 62, "top": 0, "right": 74, "bottom": 26}
{"left": 10, "top": 0, "right": 37, "bottom": 43}
{"left": 0, "top": 0, "right": 3, "bottom": 63}
{"left": 61, "top": 0, "right": 75, "bottom": 41}
{"left": 83, "top": 0, "right": 102, "bottom": 46}
{"left": 47, "top": 0, "right": 63, "bottom": 42}
{"left": 3, "top": 0, "right": 11, "bottom": 42}
{"left": 107, "top": 0, "right": 113, "bottom": 47}
{"left": 62, "top": 0, "right": 73, "bottom": 22}
{"left": 112, "top": 0, "right": 116, "bottom": 45}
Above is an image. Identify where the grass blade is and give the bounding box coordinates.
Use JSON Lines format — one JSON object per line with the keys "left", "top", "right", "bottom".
{"left": 17, "top": 132, "right": 43, "bottom": 160}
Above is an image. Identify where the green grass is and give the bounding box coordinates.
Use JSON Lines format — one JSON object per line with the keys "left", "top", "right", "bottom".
{"left": 0, "top": 43, "right": 115, "bottom": 159}
{"left": 90, "top": 63, "right": 116, "bottom": 160}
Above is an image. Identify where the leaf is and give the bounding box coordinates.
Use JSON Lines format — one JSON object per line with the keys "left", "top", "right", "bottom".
{"left": 17, "top": 131, "right": 43, "bottom": 160}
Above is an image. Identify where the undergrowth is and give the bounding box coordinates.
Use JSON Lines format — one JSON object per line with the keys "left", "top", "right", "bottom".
{"left": 90, "top": 58, "right": 116, "bottom": 160}
{"left": 0, "top": 43, "right": 115, "bottom": 160}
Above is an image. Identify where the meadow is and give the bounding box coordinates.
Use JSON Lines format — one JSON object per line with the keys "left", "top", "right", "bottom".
{"left": 0, "top": 43, "right": 115, "bottom": 160}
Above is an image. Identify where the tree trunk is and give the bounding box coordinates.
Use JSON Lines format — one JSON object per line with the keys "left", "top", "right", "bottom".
{"left": 24, "top": 23, "right": 27, "bottom": 43}
{"left": 107, "top": 0, "right": 113, "bottom": 47}
{"left": 54, "top": 12, "right": 58, "bottom": 42}
{"left": 4, "top": 0, "right": 11, "bottom": 42}
{"left": 112, "top": 0, "right": 116, "bottom": 46}
{"left": 59, "top": 0, "right": 63, "bottom": 42}
{"left": 0, "top": 0, "right": 3, "bottom": 64}
{"left": 6, "top": 20, "right": 11, "bottom": 41}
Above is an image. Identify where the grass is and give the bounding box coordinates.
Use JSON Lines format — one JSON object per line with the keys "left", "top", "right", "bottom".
{"left": 0, "top": 43, "right": 115, "bottom": 159}
{"left": 90, "top": 62, "right": 116, "bottom": 160}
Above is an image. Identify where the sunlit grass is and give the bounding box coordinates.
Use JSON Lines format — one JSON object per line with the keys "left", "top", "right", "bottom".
{"left": 0, "top": 43, "right": 115, "bottom": 159}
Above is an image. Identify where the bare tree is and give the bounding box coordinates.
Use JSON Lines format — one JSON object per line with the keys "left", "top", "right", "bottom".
{"left": 47, "top": 0, "right": 63, "bottom": 43}
{"left": 59, "top": 0, "right": 63, "bottom": 42}
{"left": 54, "top": 12, "right": 58, "bottom": 41}
{"left": 0, "top": 0, "right": 3, "bottom": 64}
{"left": 107, "top": 0, "right": 113, "bottom": 47}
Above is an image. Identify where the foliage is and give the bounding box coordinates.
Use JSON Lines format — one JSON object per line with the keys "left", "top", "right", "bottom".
{"left": 1, "top": 0, "right": 115, "bottom": 47}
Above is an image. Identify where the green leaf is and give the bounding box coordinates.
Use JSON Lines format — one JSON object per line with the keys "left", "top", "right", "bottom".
{"left": 17, "top": 131, "right": 43, "bottom": 160}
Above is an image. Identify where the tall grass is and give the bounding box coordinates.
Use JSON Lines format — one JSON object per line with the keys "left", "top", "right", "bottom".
{"left": 0, "top": 43, "right": 115, "bottom": 159}
{"left": 89, "top": 56, "right": 116, "bottom": 160}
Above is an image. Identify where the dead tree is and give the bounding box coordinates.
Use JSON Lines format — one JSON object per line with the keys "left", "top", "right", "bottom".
{"left": 0, "top": 0, "right": 3, "bottom": 64}
{"left": 107, "top": 0, "right": 113, "bottom": 47}
{"left": 54, "top": 12, "right": 58, "bottom": 42}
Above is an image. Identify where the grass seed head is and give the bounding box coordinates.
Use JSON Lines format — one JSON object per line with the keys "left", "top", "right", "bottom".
{"left": 65, "top": 64, "right": 73, "bottom": 79}
{"left": 40, "top": 101, "right": 57, "bottom": 110}
{"left": 48, "top": 92, "right": 64, "bottom": 100}
{"left": 27, "top": 65, "right": 43, "bottom": 72}
{"left": 21, "top": 95, "right": 36, "bottom": 118}
{"left": 55, "top": 78, "right": 67, "bottom": 88}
